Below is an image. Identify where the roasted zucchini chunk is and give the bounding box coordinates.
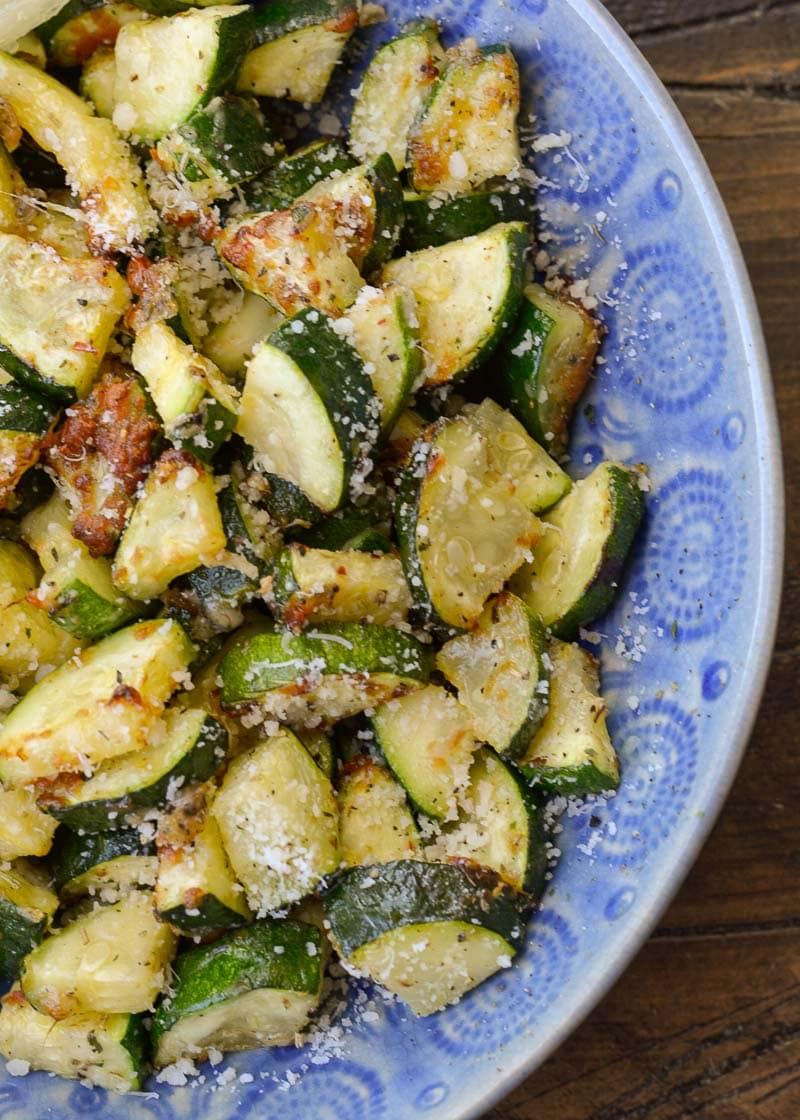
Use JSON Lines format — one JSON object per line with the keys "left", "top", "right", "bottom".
{"left": 151, "top": 919, "right": 324, "bottom": 1066}
{"left": 0, "top": 52, "right": 156, "bottom": 252}
{"left": 111, "top": 5, "right": 255, "bottom": 142}
{"left": 211, "top": 728, "right": 339, "bottom": 914}
{"left": 350, "top": 19, "right": 443, "bottom": 172}
{"left": 0, "top": 382, "right": 59, "bottom": 510}
{"left": 409, "top": 42, "right": 522, "bottom": 194}
{"left": 0, "top": 233, "right": 130, "bottom": 401}
{"left": 338, "top": 757, "right": 421, "bottom": 867}
{"left": 0, "top": 618, "right": 193, "bottom": 786}
{"left": 236, "top": 0, "right": 358, "bottom": 104}
{"left": 0, "top": 860, "right": 59, "bottom": 982}
{"left": 113, "top": 450, "right": 227, "bottom": 600}
{"left": 218, "top": 201, "right": 364, "bottom": 318}
{"left": 324, "top": 860, "right": 530, "bottom": 1016}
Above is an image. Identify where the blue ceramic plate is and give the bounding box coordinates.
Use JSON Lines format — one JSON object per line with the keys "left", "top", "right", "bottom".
{"left": 1, "top": 1, "right": 783, "bottom": 1117}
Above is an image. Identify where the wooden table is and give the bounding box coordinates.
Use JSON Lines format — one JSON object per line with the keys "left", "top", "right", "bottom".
{"left": 491, "top": 2, "right": 800, "bottom": 1117}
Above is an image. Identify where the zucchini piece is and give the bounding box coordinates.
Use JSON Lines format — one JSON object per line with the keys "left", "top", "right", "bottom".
{"left": 463, "top": 398, "right": 571, "bottom": 513}
{"left": 0, "top": 232, "right": 130, "bottom": 401}
{"left": 402, "top": 183, "right": 534, "bottom": 251}
{"left": 113, "top": 450, "right": 227, "bottom": 600}
{"left": 38, "top": 1, "right": 147, "bottom": 68}
{"left": 132, "top": 321, "right": 239, "bottom": 462}
{"left": 21, "top": 889, "right": 176, "bottom": 1018}
{"left": 300, "top": 153, "right": 404, "bottom": 273}
{"left": 211, "top": 729, "right": 338, "bottom": 914}
{"left": 338, "top": 756, "right": 420, "bottom": 867}
{"left": 270, "top": 543, "right": 411, "bottom": 630}
{"left": 426, "top": 748, "right": 547, "bottom": 894}
{"left": 236, "top": 0, "right": 358, "bottom": 104}
{"left": 0, "top": 860, "right": 59, "bottom": 982}
{"left": 218, "top": 201, "right": 364, "bottom": 318}
{"left": 0, "top": 787, "right": 57, "bottom": 861}
{"left": 151, "top": 919, "right": 324, "bottom": 1066}
{"left": 0, "top": 539, "right": 78, "bottom": 692}
{"left": 79, "top": 45, "right": 117, "bottom": 118}
{"left": 238, "top": 137, "right": 354, "bottom": 213}
{"left": 0, "top": 986, "right": 147, "bottom": 1091}
{"left": 0, "top": 141, "right": 25, "bottom": 234}
{"left": 202, "top": 290, "right": 284, "bottom": 378}
{"left": 21, "top": 492, "right": 143, "bottom": 641}
{"left": 437, "top": 592, "right": 549, "bottom": 759}
{"left": 347, "top": 283, "right": 421, "bottom": 434}
{"left": 512, "top": 461, "right": 644, "bottom": 638}
{"left": 154, "top": 94, "right": 282, "bottom": 204}
{"left": 50, "top": 827, "right": 157, "bottom": 902}
{"left": 381, "top": 222, "right": 528, "bottom": 387}
{"left": 292, "top": 497, "right": 391, "bottom": 553}
{"left": 297, "top": 727, "right": 335, "bottom": 780}
{"left": 409, "top": 43, "right": 521, "bottom": 194}
{"left": 156, "top": 799, "right": 250, "bottom": 936}
{"left": 0, "top": 52, "right": 156, "bottom": 252}
{"left": 236, "top": 310, "right": 378, "bottom": 513}
{"left": 500, "top": 282, "right": 602, "bottom": 457}
{"left": 112, "top": 6, "right": 255, "bottom": 143}
{"left": 519, "top": 640, "right": 619, "bottom": 795}
{"left": 395, "top": 416, "right": 541, "bottom": 632}
{"left": 324, "top": 860, "right": 529, "bottom": 1016}
{"left": 17, "top": 195, "right": 91, "bottom": 260}
{"left": 0, "top": 617, "right": 193, "bottom": 786}
{"left": 0, "top": 382, "right": 58, "bottom": 508}
{"left": 349, "top": 19, "right": 443, "bottom": 172}
{"left": 219, "top": 621, "right": 431, "bottom": 725}
{"left": 38, "top": 706, "right": 228, "bottom": 832}
{"left": 371, "top": 684, "right": 476, "bottom": 819}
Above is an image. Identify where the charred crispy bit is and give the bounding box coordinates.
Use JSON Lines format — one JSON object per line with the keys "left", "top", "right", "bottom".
{"left": 217, "top": 201, "right": 363, "bottom": 317}
{"left": 43, "top": 362, "right": 159, "bottom": 557}
{"left": 125, "top": 255, "right": 180, "bottom": 335}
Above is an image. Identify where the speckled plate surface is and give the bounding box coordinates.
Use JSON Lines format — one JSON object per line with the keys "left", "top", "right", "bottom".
{"left": 0, "top": 1, "right": 783, "bottom": 1117}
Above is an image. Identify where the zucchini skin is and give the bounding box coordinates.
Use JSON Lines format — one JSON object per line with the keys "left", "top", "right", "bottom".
{"left": 239, "top": 139, "right": 355, "bottom": 213}
{"left": 49, "top": 827, "right": 152, "bottom": 892}
{"left": 157, "top": 893, "right": 249, "bottom": 938}
{"left": 220, "top": 622, "right": 433, "bottom": 704}
{"left": 150, "top": 918, "right": 323, "bottom": 1045}
{"left": 393, "top": 426, "right": 448, "bottom": 633}
{"left": 0, "top": 383, "right": 59, "bottom": 435}
{"left": 39, "top": 715, "right": 228, "bottom": 832}
{"left": 323, "top": 859, "right": 531, "bottom": 959}
{"left": 0, "top": 898, "right": 48, "bottom": 982}
{"left": 0, "top": 343, "right": 75, "bottom": 404}
{"left": 251, "top": 0, "right": 358, "bottom": 45}
{"left": 402, "top": 185, "right": 534, "bottom": 251}
{"left": 552, "top": 465, "right": 644, "bottom": 639}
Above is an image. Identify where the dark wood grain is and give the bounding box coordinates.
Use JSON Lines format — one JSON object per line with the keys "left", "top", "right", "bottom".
{"left": 492, "top": 1, "right": 800, "bottom": 1116}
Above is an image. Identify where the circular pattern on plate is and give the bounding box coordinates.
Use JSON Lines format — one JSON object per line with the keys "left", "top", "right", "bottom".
{"left": 634, "top": 467, "right": 747, "bottom": 641}
{"left": 606, "top": 242, "right": 726, "bottom": 413}
{"left": 427, "top": 907, "right": 578, "bottom": 1058}
{"left": 244, "top": 1062, "right": 388, "bottom": 1120}
{"left": 583, "top": 697, "right": 698, "bottom": 870}
{"left": 528, "top": 40, "right": 639, "bottom": 207}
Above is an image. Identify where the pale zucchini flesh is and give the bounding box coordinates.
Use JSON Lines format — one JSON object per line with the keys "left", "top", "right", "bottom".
{"left": 236, "top": 23, "right": 353, "bottom": 104}
{"left": 0, "top": 231, "right": 130, "bottom": 400}
{"left": 113, "top": 451, "right": 227, "bottom": 600}
{"left": 112, "top": 6, "right": 255, "bottom": 142}
{"left": 0, "top": 787, "right": 58, "bottom": 861}
{"left": 211, "top": 728, "right": 339, "bottom": 914}
{"left": 372, "top": 684, "right": 476, "bottom": 820}
{"left": 338, "top": 758, "right": 421, "bottom": 867}
{"left": 0, "top": 987, "right": 147, "bottom": 1092}
{"left": 511, "top": 461, "right": 644, "bottom": 638}
{"left": 409, "top": 44, "right": 521, "bottom": 194}
{"left": 347, "top": 282, "right": 422, "bottom": 434}
{"left": 349, "top": 20, "right": 442, "bottom": 172}
{"left": 0, "top": 51, "right": 156, "bottom": 252}
{"left": 0, "top": 618, "right": 193, "bottom": 785}
{"left": 381, "top": 222, "right": 528, "bottom": 386}
{"left": 520, "top": 639, "right": 620, "bottom": 794}
{"left": 436, "top": 591, "right": 549, "bottom": 758}
{"left": 21, "top": 889, "right": 177, "bottom": 1018}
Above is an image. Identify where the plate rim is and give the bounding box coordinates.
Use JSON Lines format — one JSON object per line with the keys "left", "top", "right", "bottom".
{"left": 458, "top": 0, "right": 785, "bottom": 1115}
